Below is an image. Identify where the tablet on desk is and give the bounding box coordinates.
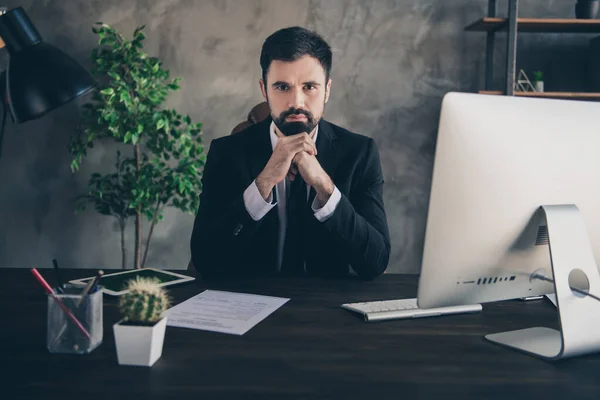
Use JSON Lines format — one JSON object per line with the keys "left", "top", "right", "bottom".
{"left": 69, "top": 268, "right": 195, "bottom": 296}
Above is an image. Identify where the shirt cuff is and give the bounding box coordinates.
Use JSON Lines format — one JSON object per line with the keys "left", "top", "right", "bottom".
{"left": 243, "top": 180, "right": 276, "bottom": 221}
{"left": 312, "top": 186, "right": 341, "bottom": 222}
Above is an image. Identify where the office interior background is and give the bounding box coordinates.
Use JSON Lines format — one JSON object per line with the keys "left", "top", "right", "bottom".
{"left": 0, "top": 0, "right": 593, "bottom": 273}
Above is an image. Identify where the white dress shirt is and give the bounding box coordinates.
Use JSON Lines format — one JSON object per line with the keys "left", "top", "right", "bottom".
{"left": 243, "top": 121, "right": 342, "bottom": 271}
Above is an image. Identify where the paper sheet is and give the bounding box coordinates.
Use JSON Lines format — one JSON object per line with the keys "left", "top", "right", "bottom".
{"left": 165, "top": 290, "right": 289, "bottom": 335}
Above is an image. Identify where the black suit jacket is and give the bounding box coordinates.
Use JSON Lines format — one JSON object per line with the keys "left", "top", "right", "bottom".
{"left": 190, "top": 118, "right": 390, "bottom": 280}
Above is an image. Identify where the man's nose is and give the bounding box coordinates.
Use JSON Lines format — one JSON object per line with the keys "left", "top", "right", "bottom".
{"left": 289, "top": 87, "right": 305, "bottom": 110}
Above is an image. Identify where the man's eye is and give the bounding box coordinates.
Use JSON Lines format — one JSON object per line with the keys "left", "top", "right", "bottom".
{"left": 276, "top": 85, "right": 289, "bottom": 91}
{"left": 305, "top": 84, "right": 316, "bottom": 90}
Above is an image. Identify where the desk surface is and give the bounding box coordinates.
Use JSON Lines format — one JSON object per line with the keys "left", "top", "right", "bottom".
{"left": 2, "top": 268, "right": 599, "bottom": 400}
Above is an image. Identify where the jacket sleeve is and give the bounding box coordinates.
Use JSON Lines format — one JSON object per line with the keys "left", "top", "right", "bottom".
{"left": 190, "top": 138, "right": 271, "bottom": 278}
{"left": 320, "top": 139, "right": 391, "bottom": 280}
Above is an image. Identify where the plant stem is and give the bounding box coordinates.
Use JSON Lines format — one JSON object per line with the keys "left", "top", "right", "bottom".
{"left": 134, "top": 143, "right": 142, "bottom": 269}
{"left": 119, "top": 218, "right": 126, "bottom": 270}
{"left": 141, "top": 189, "right": 165, "bottom": 269}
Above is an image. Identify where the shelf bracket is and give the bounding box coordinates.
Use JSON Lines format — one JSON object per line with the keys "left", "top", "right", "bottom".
{"left": 485, "top": 0, "right": 496, "bottom": 90}
{"left": 505, "top": 0, "right": 519, "bottom": 95}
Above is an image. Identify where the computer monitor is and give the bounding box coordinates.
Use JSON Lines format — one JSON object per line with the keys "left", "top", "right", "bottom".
{"left": 416, "top": 92, "right": 600, "bottom": 360}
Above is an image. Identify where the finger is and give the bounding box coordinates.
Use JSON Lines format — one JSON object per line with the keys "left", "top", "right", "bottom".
{"left": 287, "top": 170, "right": 296, "bottom": 181}
{"left": 303, "top": 137, "right": 318, "bottom": 155}
{"left": 284, "top": 135, "right": 316, "bottom": 156}
{"left": 290, "top": 163, "right": 299, "bottom": 175}
{"left": 292, "top": 142, "right": 317, "bottom": 156}
{"left": 294, "top": 133, "right": 317, "bottom": 155}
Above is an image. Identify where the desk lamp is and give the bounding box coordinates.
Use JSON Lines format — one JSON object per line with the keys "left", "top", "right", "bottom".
{"left": 0, "top": 6, "right": 95, "bottom": 160}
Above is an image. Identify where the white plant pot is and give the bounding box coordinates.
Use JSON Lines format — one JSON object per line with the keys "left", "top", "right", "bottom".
{"left": 113, "top": 317, "right": 167, "bottom": 367}
{"left": 535, "top": 81, "right": 544, "bottom": 92}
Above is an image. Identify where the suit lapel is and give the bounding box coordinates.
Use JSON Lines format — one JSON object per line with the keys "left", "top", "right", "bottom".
{"left": 309, "top": 119, "right": 338, "bottom": 204}
{"left": 247, "top": 117, "right": 274, "bottom": 182}
{"left": 305, "top": 120, "right": 338, "bottom": 276}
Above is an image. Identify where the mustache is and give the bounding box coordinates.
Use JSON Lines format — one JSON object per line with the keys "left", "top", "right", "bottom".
{"left": 280, "top": 108, "right": 313, "bottom": 119}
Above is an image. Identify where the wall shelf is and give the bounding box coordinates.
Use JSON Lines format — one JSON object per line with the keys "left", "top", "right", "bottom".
{"left": 479, "top": 90, "right": 600, "bottom": 100}
{"left": 466, "top": 18, "right": 600, "bottom": 33}
{"left": 466, "top": 1, "right": 600, "bottom": 98}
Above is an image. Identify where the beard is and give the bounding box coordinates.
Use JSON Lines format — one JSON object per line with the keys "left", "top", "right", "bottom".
{"left": 271, "top": 106, "right": 322, "bottom": 136}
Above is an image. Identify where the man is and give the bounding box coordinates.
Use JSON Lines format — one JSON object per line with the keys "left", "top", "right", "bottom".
{"left": 190, "top": 26, "right": 390, "bottom": 280}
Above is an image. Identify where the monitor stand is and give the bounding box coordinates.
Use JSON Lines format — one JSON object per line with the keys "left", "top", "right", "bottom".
{"left": 485, "top": 204, "right": 600, "bottom": 360}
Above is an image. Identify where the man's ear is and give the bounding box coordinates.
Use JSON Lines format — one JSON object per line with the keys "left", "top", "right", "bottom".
{"left": 259, "top": 79, "right": 267, "bottom": 101}
{"left": 325, "top": 78, "right": 332, "bottom": 103}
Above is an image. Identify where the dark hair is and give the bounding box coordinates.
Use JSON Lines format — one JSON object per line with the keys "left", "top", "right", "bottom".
{"left": 260, "top": 26, "right": 332, "bottom": 85}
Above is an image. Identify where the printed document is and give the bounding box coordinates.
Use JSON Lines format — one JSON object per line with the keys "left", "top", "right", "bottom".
{"left": 165, "top": 290, "right": 289, "bottom": 335}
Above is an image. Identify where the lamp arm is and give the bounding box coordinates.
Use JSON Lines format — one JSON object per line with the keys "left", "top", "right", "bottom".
{"left": 0, "top": 6, "right": 5, "bottom": 163}
{"left": 0, "top": 6, "right": 5, "bottom": 49}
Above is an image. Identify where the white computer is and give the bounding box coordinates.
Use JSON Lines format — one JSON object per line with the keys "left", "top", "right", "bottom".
{"left": 416, "top": 92, "right": 600, "bottom": 360}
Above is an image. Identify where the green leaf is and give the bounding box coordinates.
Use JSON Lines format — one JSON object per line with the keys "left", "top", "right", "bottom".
{"left": 134, "top": 25, "right": 146, "bottom": 36}
{"left": 101, "top": 88, "right": 114, "bottom": 95}
{"left": 108, "top": 71, "right": 121, "bottom": 81}
{"left": 119, "top": 90, "right": 131, "bottom": 103}
{"left": 156, "top": 119, "right": 165, "bottom": 130}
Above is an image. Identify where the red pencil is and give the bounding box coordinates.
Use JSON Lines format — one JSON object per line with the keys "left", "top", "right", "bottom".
{"left": 31, "top": 268, "right": 92, "bottom": 340}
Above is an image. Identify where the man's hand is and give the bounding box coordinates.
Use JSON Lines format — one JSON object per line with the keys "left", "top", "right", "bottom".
{"left": 291, "top": 152, "right": 334, "bottom": 205}
{"left": 255, "top": 133, "right": 317, "bottom": 200}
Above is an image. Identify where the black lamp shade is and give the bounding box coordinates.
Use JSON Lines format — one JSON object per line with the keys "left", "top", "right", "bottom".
{"left": 0, "top": 7, "right": 95, "bottom": 123}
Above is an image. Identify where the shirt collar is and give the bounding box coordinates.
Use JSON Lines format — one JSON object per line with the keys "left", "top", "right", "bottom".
{"left": 269, "top": 121, "right": 319, "bottom": 151}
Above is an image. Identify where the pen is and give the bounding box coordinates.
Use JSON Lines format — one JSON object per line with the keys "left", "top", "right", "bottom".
{"left": 31, "top": 268, "right": 92, "bottom": 340}
{"left": 90, "top": 270, "right": 104, "bottom": 293}
{"left": 76, "top": 270, "right": 103, "bottom": 307}
{"left": 52, "top": 258, "right": 65, "bottom": 294}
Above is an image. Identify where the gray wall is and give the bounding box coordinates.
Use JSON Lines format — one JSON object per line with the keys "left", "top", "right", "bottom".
{"left": 0, "top": 0, "right": 594, "bottom": 273}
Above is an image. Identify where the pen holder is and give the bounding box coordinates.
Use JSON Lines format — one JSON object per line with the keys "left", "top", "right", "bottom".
{"left": 47, "top": 284, "right": 103, "bottom": 354}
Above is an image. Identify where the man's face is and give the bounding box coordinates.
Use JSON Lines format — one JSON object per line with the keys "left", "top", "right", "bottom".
{"left": 260, "top": 55, "right": 331, "bottom": 136}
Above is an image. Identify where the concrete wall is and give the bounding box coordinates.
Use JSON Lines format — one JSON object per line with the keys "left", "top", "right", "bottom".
{"left": 0, "top": 0, "right": 594, "bottom": 272}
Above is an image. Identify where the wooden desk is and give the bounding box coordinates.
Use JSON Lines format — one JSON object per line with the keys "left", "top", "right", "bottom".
{"left": 2, "top": 269, "right": 599, "bottom": 399}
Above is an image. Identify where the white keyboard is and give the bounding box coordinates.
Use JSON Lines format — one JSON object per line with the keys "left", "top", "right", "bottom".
{"left": 341, "top": 298, "right": 482, "bottom": 322}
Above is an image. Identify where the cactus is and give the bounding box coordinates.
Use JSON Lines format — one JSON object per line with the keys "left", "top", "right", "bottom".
{"left": 118, "top": 277, "right": 171, "bottom": 325}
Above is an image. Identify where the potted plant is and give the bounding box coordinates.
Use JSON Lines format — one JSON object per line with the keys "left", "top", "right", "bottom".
{"left": 69, "top": 23, "right": 205, "bottom": 269}
{"left": 532, "top": 71, "right": 544, "bottom": 92}
{"left": 113, "top": 277, "right": 171, "bottom": 366}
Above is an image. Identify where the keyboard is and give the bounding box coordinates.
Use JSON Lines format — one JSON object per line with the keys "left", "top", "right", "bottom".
{"left": 341, "top": 298, "right": 482, "bottom": 322}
